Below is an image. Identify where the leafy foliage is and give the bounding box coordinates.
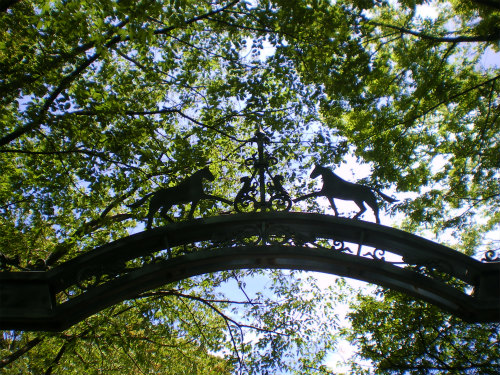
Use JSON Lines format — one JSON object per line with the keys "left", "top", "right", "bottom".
{"left": 345, "top": 288, "right": 500, "bottom": 374}
{"left": 0, "top": 0, "right": 499, "bottom": 373}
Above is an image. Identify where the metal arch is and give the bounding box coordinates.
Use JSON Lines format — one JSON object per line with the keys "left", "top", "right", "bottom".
{"left": 1, "top": 212, "right": 499, "bottom": 331}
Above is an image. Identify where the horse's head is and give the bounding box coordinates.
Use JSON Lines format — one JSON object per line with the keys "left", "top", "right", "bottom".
{"left": 200, "top": 167, "right": 215, "bottom": 181}
{"left": 310, "top": 164, "right": 324, "bottom": 179}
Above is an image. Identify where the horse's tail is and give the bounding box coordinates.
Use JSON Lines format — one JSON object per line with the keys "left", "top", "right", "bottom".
{"left": 374, "top": 189, "right": 397, "bottom": 203}
{"left": 127, "top": 192, "right": 154, "bottom": 209}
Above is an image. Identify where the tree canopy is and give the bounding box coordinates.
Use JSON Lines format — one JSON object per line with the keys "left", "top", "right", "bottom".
{"left": 345, "top": 288, "right": 500, "bottom": 374}
{"left": 1, "top": 0, "right": 499, "bottom": 373}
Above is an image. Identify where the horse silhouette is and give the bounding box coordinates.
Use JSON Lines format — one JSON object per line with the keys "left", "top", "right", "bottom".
{"left": 128, "top": 167, "right": 231, "bottom": 229}
{"left": 294, "top": 164, "right": 396, "bottom": 224}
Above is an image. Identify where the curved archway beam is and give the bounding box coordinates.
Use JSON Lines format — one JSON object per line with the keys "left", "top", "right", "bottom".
{"left": 1, "top": 213, "right": 499, "bottom": 331}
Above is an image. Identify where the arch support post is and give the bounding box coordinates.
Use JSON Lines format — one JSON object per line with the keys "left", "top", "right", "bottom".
{"left": 0, "top": 275, "right": 55, "bottom": 329}
{"left": 476, "top": 265, "right": 500, "bottom": 303}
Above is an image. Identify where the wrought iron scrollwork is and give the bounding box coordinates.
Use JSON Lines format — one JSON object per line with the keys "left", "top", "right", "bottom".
{"left": 234, "top": 176, "right": 259, "bottom": 213}
{"left": 363, "top": 248, "right": 386, "bottom": 261}
{"left": 75, "top": 260, "right": 127, "bottom": 291}
{"left": 210, "top": 224, "right": 263, "bottom": 248}
{"left": 268, "top": 175, "right": 292, "bottom": 211}
{"left": 482, "top": 250, "right": 500, "bottom": 263}
{"left": 306, "top": 238, "right": 353, "bottom": 254}
{"left": 234, "top": 130, "right": 292, "bottom": 213}
{"left": 208, "top": 221, "right": 355, "bottom": 256}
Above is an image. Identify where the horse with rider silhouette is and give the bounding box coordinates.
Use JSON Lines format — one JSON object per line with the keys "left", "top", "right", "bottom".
{"left": 294, "top": 164, "right": 396, "bottom": 224}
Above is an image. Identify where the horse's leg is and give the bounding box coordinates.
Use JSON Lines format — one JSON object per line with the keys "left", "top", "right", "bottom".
{"left": 146, "top": 211, "right": 154, "bottom": 230}
{"left": 353, "top": 200, "right": 367, "bottom": 220}
{"left": 159, "top": 205, "right": 174, "bottom": 223}
{"left": 327, "top": 197, "right": 339, "bottom": 216}
{"left": 364, "top": 194, "right": 381, "bottom": 224}
{"left": 371, "top": 204, "right": 381, "bottom": 224}
{"left": 146, "top": 199, "right": 160, "bottom": 230}
{"left": 187, "top": 199, "right": 199, "bottom": 219}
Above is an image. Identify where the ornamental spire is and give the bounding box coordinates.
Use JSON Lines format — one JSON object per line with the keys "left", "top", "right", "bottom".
{"left": 233, "top": 129, "right": 292, "bottom": 212}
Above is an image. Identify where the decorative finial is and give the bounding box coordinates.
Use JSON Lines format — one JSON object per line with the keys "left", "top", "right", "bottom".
{"left": 234, "top": 130, "right": 292, "bottom": 212}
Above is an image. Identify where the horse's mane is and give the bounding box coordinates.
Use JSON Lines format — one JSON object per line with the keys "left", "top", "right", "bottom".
{"left": 314, "top": 165, "right": 344, "bottom": 181}
{"left": 184, "top": 167, "right": 210, "bottom": 179}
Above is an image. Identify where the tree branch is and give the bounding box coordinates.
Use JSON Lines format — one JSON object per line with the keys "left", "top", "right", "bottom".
{"left": 0, "top": 2, "right": 241, "bottom": 146}
{"left": 62, "top": 107, "right": 247, "bottom": 142}
{"left": 0, "top": 337, "right": 43, "bottom": 369}
{"left": 0, "top": 147, "right": 144, "bottom": 172}
{"left": 137, "top": 289, "right": 265, "bottom": 306}
{"left": 44, "top": 187, "right": 142, "bottom": 268}
{"left": 45, "top": 213, "right": 135, "bottom": 267}
{"left": 1, "top": 19, "right": 131, "bottom": 148}
{"left": 0, "top": 19, "right": 131, "bottom": 148}
{"left": 367, "top": 20, "right": 500, "bottom": 43}
{"left": 208, "top": 16, "right": 280, "bottom": 36}
{"left": 153, "top": 0, "right": 241, "bottom": 35}
{"left": 44, "top": 342, "right": 69, "bottom": 375}
{"left": 0, "top": 52, "right": 101, "bottom": 147}
{"left": 136, "top": 290, "right": 287, "bottom": 335}
{"left": 176, "top": 110, "right": 247, "bottom": 142}
{"left": 225, "top": 317, "right": 246, "bottom": 373}
{"left": 405, "top": 74, "right": 500, "bottom": 126}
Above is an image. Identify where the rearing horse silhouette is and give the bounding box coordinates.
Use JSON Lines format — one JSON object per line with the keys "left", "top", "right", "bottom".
{"left": 294, "top": 164, "right": 396, "bottom": 224}
{"left": 128, "top": 167, "right": 231, "bottom": 229}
